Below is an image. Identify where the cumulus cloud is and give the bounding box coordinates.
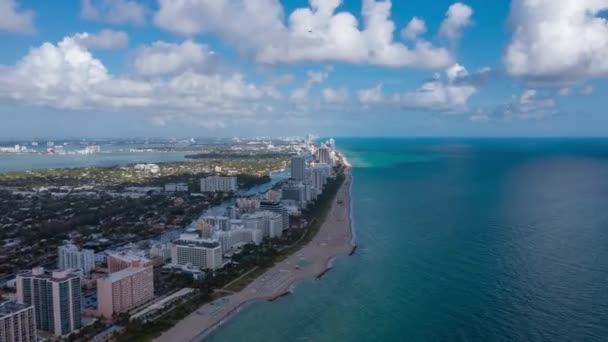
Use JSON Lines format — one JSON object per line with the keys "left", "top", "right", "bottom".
{"left": 357, "top": 84, "right": 385, "bottom": 105}
{"left": 0, "top": 0, "right": 35, "bottom": 33}
{"left": 322, "top": 88, "right": 349, "bottom": 103}
{"left": 505, "top": 0, "right": 608, "bottom": 82}
{"left": 0, "top": 34, "right": 279, "bottom": 122}
{"left": 81, "top": 0, "right": 147, "bottom": 25}
{"left": 358, "top": 63, "right": 477, "bottom": 111}
{"left": 290, "top": 70, "right": 329, "bottom": 101}
{"left": 73, "top": 30, "right": 129, "bottom": 49}
{"left": 439, "top": 2, "right": 473, "bottom": 44}
{"left": 132, "top": 40, "right": 218, "bottom": 76}
{"left": 154, "top": 0, "right": 458, "bottom": 69}
{"left": 401, "top": 17, "right": 427, "bottom": 40}
{"left": 497, "top": 89, "right": 557, "bottom": 121}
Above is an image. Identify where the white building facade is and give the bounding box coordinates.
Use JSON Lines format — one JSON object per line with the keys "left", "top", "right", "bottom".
{"left": 200, "top": 176, "right": 237, "bottom": 193}
{"left": 58, "top": 244, "right": 96, "bottom": 275}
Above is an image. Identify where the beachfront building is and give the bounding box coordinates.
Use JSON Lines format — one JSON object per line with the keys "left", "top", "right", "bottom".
{"left": 290, "top": 155, "right": 306, "bottom": 181}
{"left": 149, "top": 243, "right": 172, "bottom": 262}
{"left": 58, "top": 244, "right": 96, "bottom": 275}
{"left": 200, "top": 176, "right": 237, "bottom": 193}
{"left": 259, "top": 201, "right": 289, "bottom": 230}
{"left": 242, "top": 211, "right": 284, "bottom": 238}
{"left": 164, "top": 183, "right": 188, "bottom": 192}
{"left": 107, "top": 251, "right": 152, "bottom": 273}
{"left": 16, "top": 268, "right": 82, "bottom": 337}
{"left": 282, "top": 183, "right": 307, "bottom": 208}
{"left": 201, "top": 216, "right": 230, "bottom": 231}
{"left": 170, "top": 233, "right": 223, "bottom": 270}
{"left": 97, "top": 262, "right": 154, "bottom": 319}
{"left": 317, "top": 144, "right": 331, "bottom": 164}
{"left": 0, "top": 301, "right": 36, "bottom": 342}
{"left": 213, "top": 227, "right": 263, "bottom": 253}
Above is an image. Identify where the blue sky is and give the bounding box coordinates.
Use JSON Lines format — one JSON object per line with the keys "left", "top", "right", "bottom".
{"left": 0, "top": 0, "right": 606, "bottom": 138}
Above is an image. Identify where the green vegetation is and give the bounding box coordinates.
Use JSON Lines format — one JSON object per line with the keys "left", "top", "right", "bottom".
{"left": 0, "top": 158, "right": 286, "bottom": 189}
{"left": 185, "top": 152, "right": 291, "bottom": 159}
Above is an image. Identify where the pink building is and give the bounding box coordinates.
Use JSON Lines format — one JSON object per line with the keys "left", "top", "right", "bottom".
{"left": 107, "top": 252, "right": 151, "bottom": 273}
{"left": 97, "top": 262, "right": 154, "bottom": 319}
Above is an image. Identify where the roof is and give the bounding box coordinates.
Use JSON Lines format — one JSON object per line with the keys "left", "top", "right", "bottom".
{"left": 104, "top": 266, "right": 150, "bottom": 283}
{"left": 0, "top": 301, "right": 33, "bottom": 319}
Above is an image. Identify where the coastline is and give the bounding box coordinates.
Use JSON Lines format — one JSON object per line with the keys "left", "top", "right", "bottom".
{"left": 155, "top": 158, "right": 355, "bottom": 342}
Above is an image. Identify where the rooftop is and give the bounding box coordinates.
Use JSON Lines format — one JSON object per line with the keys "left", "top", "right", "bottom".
{"left": 0, "top": 301, "right": 32, "bottom": 319}
{"left": 103, "top": 265, "right": 151, "bottom": 283}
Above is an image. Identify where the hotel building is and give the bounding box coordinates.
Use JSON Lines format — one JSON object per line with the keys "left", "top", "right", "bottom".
{"left": 16, "top": 268, "right": 82, "bottom": 337}
{"left": 58, "top": 244, "right": 96, "bottom": 275}
{"left": 200, "top": 176, "right": 237, "bottom": 193}
{"left": 290, "top": 155, "right": 306, "bottom": 181}
{"left": 170, "top": 233, "right": 223, "bottom": 270}
{"left": 107, "top": 252, "right": 152, "bottom": 273}
{"left": 97, "top": 262, "right": 154, "bottom": 319}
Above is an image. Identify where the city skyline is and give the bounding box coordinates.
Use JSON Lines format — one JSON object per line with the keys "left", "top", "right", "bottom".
{"left": 1, "top": 0, "right": 607, "bottom": 138}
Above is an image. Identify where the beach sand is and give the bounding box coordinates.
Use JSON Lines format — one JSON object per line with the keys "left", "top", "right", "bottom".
{"left": 155, "top": 161, "right": 354, "bottom": 342}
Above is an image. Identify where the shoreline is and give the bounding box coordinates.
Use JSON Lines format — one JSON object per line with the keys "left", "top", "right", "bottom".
{"left": 155, "top": 158, "right": 355, "bottom": 342}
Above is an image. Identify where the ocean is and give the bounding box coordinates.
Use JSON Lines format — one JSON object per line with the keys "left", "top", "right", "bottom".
{"left": 205, "top": 138, "right": 608, "bottom": 342}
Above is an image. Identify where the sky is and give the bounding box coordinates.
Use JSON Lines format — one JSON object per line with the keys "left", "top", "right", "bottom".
{"left": 0, "top": 0, "right": 607, "bottom": 138}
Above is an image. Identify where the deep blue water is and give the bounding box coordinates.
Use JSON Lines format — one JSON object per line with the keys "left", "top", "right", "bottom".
{"left": 206, "top": 138, "right": 608, "bottom": 342}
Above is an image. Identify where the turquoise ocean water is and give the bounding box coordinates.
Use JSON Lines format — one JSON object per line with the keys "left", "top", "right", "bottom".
{"left": 206, "top": 138, "right": 608, "bottom": 342}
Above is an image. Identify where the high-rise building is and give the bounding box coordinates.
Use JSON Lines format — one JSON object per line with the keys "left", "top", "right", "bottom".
{"left": 317, "top": 144, "right": 331, "bottom": 164}
{"left": 282, "top": 184, "right": 307, "bottom": 208}
{"left": 16, "top": 268, "right": 82, "bottom": 337}
{"left": 170, "top": 233, "right": 223, "bottom": 270}
{"left": 201, "top": 216, "right": 230, "bottom": 231}
{"left": 58, "top": 244, "right": 96, "bottom": 275}
{"left": 97, "top": 262, "right": 154, "bottom": 319}
{"left": 242, "top": 211, "right": 284, "bottom": 238}
{"left": 200, "top": 176, "right": 237, "bottom": 193}
{"left": 0, "top": 301, "right": 36, "bottom": 342}
{"left": 213, "top": 228, "right": 263, "bottom": 253}
{"left": 107, "top": 252, "right": 152, "bottom": 274}
{"left": 259, "top": 202, "right": 289, "bottom": 230}
{"left": 328, "top": 138, "right": 336, "bottom": 151}
{"left": 290, "top": 155, "right": 306, "bottom": 181}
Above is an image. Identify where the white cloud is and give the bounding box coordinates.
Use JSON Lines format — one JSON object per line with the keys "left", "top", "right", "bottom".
{"left": 132, "top": 40, "right": 217, "bottom": 76}
{"left": 357, "top": 64, "right": 477, "bottom": 111}
{"left": 0, "top": 0, "right": 35, "bottom": 33}
{"left": 439, "top": 2, "right": 473, "bottom": 43}
{"left": 0, "top": 34, "right": 279, "bottom": 123}
{"left": 357, "top": 84, "right": 385, "bottom": 105}
{"left": 502, "top": 89, "right": 556, "bottom": 120}
{"left": 401, "top": 17, "right": 427, "bottom": 40}
{"left": 154, "top": 0, "right": 456, "bottom": 69}
{"left": 290, "top": 69, "right": 329, "bottom": 101}
{"left": 74, "top": 30, "right": 129, "bottom": 49}
{"left": 505, "top": 0, "right": 608, "bottom": 82}
{"left": 322, "top": 88, "right": 349, "bottom": 103}
{"left": 81, "top": 0, "right": 147, "bottom": 25}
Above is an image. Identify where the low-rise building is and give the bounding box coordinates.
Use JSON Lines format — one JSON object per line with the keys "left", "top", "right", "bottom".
{"left": 200, "top": 176, "right": 237, "bottom": 193}
{"left": 164, "top": 183, "right": 188, "bottom": 192}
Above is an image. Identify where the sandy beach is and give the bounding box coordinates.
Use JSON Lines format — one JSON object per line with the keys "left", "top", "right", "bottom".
{"left": 155, "top": 160, "right": 354, "bottom": 342}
